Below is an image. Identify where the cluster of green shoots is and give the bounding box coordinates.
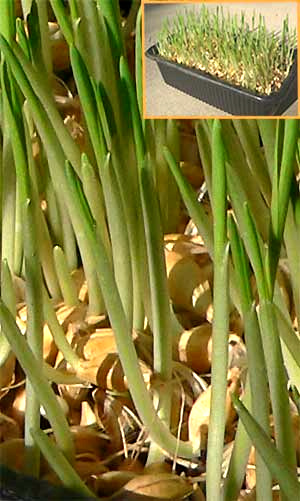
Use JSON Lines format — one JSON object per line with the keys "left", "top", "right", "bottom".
{"left": 157, "top": 6, "right": 297, "bottom": 95}
{"left": 0, "top": 1, "right": 299, "bottom": 500}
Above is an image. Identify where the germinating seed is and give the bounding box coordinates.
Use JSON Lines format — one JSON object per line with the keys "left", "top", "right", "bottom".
{"left": 156, "top": 7, "right": 296, "bottom": 95}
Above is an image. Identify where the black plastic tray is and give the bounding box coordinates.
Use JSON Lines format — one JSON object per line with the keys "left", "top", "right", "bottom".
{"left": 146, "top": 45, "right": 298, "bottom": 116}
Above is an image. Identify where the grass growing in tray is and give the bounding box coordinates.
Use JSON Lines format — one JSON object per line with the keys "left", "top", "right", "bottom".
{"left": 157, "top": 6, "right": 296, "bottom": 95}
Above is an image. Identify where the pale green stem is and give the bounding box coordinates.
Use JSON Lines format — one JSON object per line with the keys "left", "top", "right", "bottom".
{"left": 222, "top": 379, "right": 252, "bottom": 501}
{"left": 31, "top": 428, "right": 96, "bottom": 498}
{"left": 206, "top": 120, "right": 229, "bottom": 501}
{"left": 0, "top": 300, "right": 75, "bottom": 462}
{"left": 44, "top": 175, "right": 63, "bottom": 246}
{"left": 257, "top": 119, "right": 277, "bottom": 177}
{"left": 43, "top": 363, "right": 83, "bottom": 385}
{"left": 225, "top": 215, "right": 271, "bottom": 500}
{"left": 154, "top": 120, "right": 181, "bottom": 232}
{"left": 42, "top": 286, "right": 80, "bottom": 370}
{"left": 0, "top": 259, "right": 15, "bottom": 365}
{"left": 11, "top": 41, "right": 82, "bottom": 176}
{"left": 58, "top": 199, "right": 78, "bottom": 271}
{"left": 221, "top": 120, "right": 269, "bottom": 242}
{"left": 140, "top": 163, "right": 173, "bottom": 463}
{"left": 80, "top": 0, "right": 122, "bottom": 130}
{"left": 81, "top": 153, "right": 111, "bottom": 263}
{"left": 53, "top": 246, "right": 79, "bottom": 307}
{"left": 0, "top": 0, "right": 15, "bottom": 45}
{"left": 258, "top": 301, "right": 297, "bottom": 473}
{"left": 163, "top": 146, "right": 213, "bottom": 252}
{"left": 110, "top": 143, "right": 145, "bottom": 331}
{"left": 233, "top": 120, "right": 271, "bottom": 204}
{"left": 108, "top": 56, "right": 146, "bottom": 331}
{"left": 266, "top": 120, "right": 299, "bottom": 295}
{"left": 14, "top": 177, "right": 23, "bottom": 274}
{"left": 153, "top": 120, "right": 169, "bottom": 231}
{"left": 1, "top": 114, "right": 15, "bottom": 273}
{"left": 36, "top": 0, "right": 53, "bottom": 75}
{"left": 195, "top": 120, "right": 212, "bottom": 197}
{"left": 274, "top": 304, "right": 300, "bottom": 392}
{"left": 232, "top": 394, "right": 300, "bottom": 500}
{"left": 1, "top": 259, "right": 15, "bottom": 316}
{"left": 23, "top": 197, "right": 44, "bottom": 477}
{"left": 77, "top": 0, "right": 106, "bottom": 83}
{"left": 23, "top": 118, "right": 62, "bottom": 300}
{"left": 100, "top": 0, "right": 125, "bottom": 60}
{"left": 49, "top": 0, "right": 73, "bottom": 46}
{"left": 284, "top": 206, "right": 300, "bottom": 325}
{"left": 101, "top": 154, "right": 133, "bottom": 327}
{"left": 37, "top": 210, "right": 62, "bottom": 300}
{"left": 141, "top": 164, "right": 172, "bottom": 382}
{"left": 165, "top": 120, "right": 182, "bottom": 231}
{"left": 206, "top": 246, "right": 230, "bottom": 501}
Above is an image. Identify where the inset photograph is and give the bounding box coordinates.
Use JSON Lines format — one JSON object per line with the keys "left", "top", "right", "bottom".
{"left": 144, "top": 2, "right": 298, "bottom": 117}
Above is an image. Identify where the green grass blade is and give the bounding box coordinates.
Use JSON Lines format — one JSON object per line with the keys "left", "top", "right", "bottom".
{"left": 222, "top": 380, "right": 252, "bottom": 501}
{"left": 0, "top": 35, "right": 82, "bottom": 175}
{"left": 0, "top": 300, "right": 75, "bottom": 463}
{"left": 31, "top": 428, "right": 95, "bottom": 499}
{"left": 163, "top": 146, "right": 213, "bottom": 254}
{"left": 140, "top": 161, "right": 173, "bottom": 463}
{"left": 273, "top": 303, "right": 300, "bottom": 389}
{"left": 221, "top": 120, "right": 269, "bottom": 242}
{"left": 284, "top": 205, "right": 300, "bottom": 326}
{"left": 277, "top": 121, "right": 298, "bottom": 238}
{"left": 64, "top": 161, "right": 105, "bottom": 315}
{"left": 42, "top": 286, "right": 80, "bottom": 370}
{"left": 70, "top": 45, "right": 106, "bottom": 163}
{"left": 140, "top": 162, "right": 172, "bottom": 386}
{"left": 0, "top": 0, "right": 15, "bottom": 45}
{"left": 195, "top": 120, "right": 212, "bottom": 198}
{"left": 119, "top": 55, "right": 145, "bottom": 166}
{"left": 232, "top": 394, "right": 300, "bottom": 500}
{"left": 100, "top": 154, "right": 133, "bottom": 327}
{"left": 23, "top": 200, "right": 44, "bottom": 477}
{"left": 0, "top": 260, "right": 16, "bottom": 366}
{"left": 227, "top": 215, "right": 272, "bottom": 500}
{"left": 257, "top": 119, "right": 277, "bottom": 177}
{"left": 53, "top": 246, "right": 79, "bottom": 307}
{"left": 99, "top": 0, "right": 125, "bottom": 61}
{"left": 228, "top": 214, "right": 252, "bottom": 312}
{"left": 0, "top": 68, "right": 16, "bottom": 273}
{"left": 49, "top": 0, "right": 73, "bottom": 46}
{"left": 258, "top": 300, "right": 297, "bottom": 476}
{"left": 233, "top": 120, "right": 271, "bottom": 204}
{"left": 267, "top": 120, "right": 299, "bottom": 294}
{"left": 243, "top": 203, "right": 268, "bottom": 299}
{"left": 206, "top": 120, "right": 229, "bottom": 501}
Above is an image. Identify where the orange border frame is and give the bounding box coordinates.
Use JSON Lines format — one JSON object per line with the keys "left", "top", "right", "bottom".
{"left": 142, "top": 0, "right": 300, "bottom": 119}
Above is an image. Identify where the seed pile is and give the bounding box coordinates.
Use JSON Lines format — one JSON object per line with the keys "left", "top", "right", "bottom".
{"left": 157, "top": 7, "right": 296, "bottom": 95}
